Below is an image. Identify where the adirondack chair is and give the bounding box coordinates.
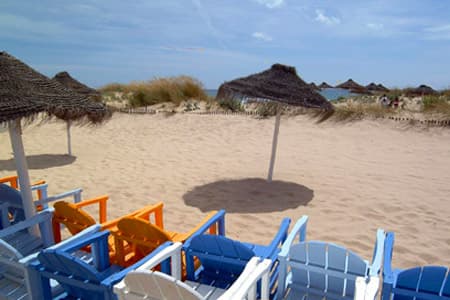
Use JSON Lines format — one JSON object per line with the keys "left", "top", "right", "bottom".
{"left": 0, "top": 175, "right": 82, "bottom": 229}
{"left": 381, "top": 232, "right": 450, "bottom": 300}
{"left": 114, "top": 242, "right": 273, "bottom": 300}
{"left": 276, "top": 216, "right": 386, "bottom": 300}
{"left": 111, "top": 202, "right": 225, "bottom": 267}
{"left": 29, "top": 226, "right": 174, "bottom": 300}
{"left": 51, "top": 198, "right": 160, "bottom": 243}
{"left": 0, "top": 208, "right": 55, "bottom": 299}
{"left": 183, "top": 216, "right": 291, "bottom": 298}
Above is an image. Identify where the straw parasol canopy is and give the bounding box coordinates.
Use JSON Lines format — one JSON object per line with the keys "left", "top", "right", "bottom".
{"left": 52, "top": 71, "right": 104, "bottom": 155}
{"left": 309, "top": 82, "right": 320, "bottom": 90}
{"left": 336, "top": 79, "right": 369, "bottom": 94}
{"left": 217, "top": 64, "right": 332, "bottom": 181}
{"left": 406, "top": 84, "right": 437, "bottom": 96}
{"left": 0, "top": 52, "right": 109, "bottom": 124}
{"left": 217, "top": 64, "right": 332, "bottom": 110}
{"left": 366, "top": 82, "right": 389, "bottom": 93}
{"left": 0, "top": 51, "right": 110, "bottom": 221}
{"left": 53, "top": 71, "right": 101, "bottom": 100}
{"left": 318, "top": 82, "right": 333, "bottom": 89}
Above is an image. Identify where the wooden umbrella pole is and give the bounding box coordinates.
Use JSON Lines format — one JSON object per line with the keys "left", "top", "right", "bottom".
{"left": 267, "top": 109, "right": 281, "bottom": 182}
{"left": 8, "top": 119, "right": 37, "bottom": 227}
{"left": 67, "top": 120, "right": 72, "bottom": 156}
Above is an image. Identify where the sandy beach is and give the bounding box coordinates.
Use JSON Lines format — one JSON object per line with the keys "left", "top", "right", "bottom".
{"left": 1, "top": 113, "right": 449, "bottom": 269}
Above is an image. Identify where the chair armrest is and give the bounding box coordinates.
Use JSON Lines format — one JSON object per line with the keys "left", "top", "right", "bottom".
{"left": 134, "top": 202, "right": 164, "bottom": 228}
{"left": 369, "top": 229, "right": 386, "bottom": 277}
{"left": 354, "top": 276, "right": 380, "bottom": 300}
{"left": 381, "top": 232, "right": 395, "bottom": 282}
{"left": 53, "top": 229, "right": 110, "bottom": 253}
{"left": 101, "top": 203, "right": 163, "bottom": 230}
{"left": 71, "top": 195, "right": 107, "bottom": 223}
{"left": 35, "top": 188, "right": 83, "bottom": 207}
{"left": 264, "top": 217, "right": 291, "bottom": 260}
{"left": 219, "top": 257, "right": 272, "bottom": 300}
{"left": 278, "top": 216, "right": 309, "bottom": 258}
{"left": 47, "top": 224, "right": 102, "bottom": 250}
{"left": 183, "top": 210, "right": 224, "bottom": 238}
{"left": 0, "top": 208, "right": 54, "bottom": 239}
{"left": 105, "top": 241, "right": 177, "bottom": 285}
{"left": 0, "top": 175, "right": 18, "bottom": 188}
{"left": 183, "top": 210, "right": 226, "bottom": 249}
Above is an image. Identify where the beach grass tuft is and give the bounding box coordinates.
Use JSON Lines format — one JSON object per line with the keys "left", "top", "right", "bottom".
{"left": 99, "top": 76, "right": 208, "bottom": 107}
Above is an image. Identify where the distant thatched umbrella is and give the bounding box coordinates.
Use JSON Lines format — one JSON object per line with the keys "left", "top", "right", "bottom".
{"left": 336, "top": 79, "right": 369, "bottom": 94}
{"left": 406, "top": 84, "right": 437, "bottom": 96}
{"left": 318, "top": 82, "right": 333, "bottom": 89}
{"left": 366, "top": 82, "right": 379, "bottom": 91}
{"left": 366, "top": 82, "right": 389, "bottom": 93}
{"left": 0, "top": 51, "right": 110, "bottom": 220}
{"left": 53, "top": 71, "right": 100, "bottom": 99}
{"left": 53, "top": 71, "right": 101, "bottom": 155}
{"left": 309, "top": 82, "right": 319, "bottom": 90}
{"left": 217, "top": 63, "right": 332, "bottom": 181}
{"left": 377, "top": 84, "right": 389, "bottom": 92}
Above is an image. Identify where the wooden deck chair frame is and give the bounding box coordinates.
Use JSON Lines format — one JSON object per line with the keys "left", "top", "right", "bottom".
{"left": 381, "top": 232, "right": 450, "bottom": 300}
{"left": 114, "top": 242, "right": 272, "bottom": 300}
{"left": 111, "top": 202, "right": 225, "bottom": 267}
{"left": 277, "top": 216, "right": 385, "bottom": 300}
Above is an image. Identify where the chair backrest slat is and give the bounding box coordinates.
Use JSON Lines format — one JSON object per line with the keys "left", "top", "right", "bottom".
{"left": 288, "top": 241, "right": 368, "bottom": 297}
{"left": 418, "top": 267, "right": 447, "bottom": 295}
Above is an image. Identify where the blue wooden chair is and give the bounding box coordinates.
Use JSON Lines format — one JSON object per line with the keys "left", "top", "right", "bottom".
{"left": 0, "top": 208, "right": 56, "bottom": 299}
{"left": 276, "top": 216, "right": 386, "bottom": 300}
{"left": 29, "top": 226, "right": 173, "bottom": 300}
{"left": 0, "top": 181, "right": 82, "bottom": 229}
{"left": 114, "top": 242, "right": 273, "bottom": 300}
{"left": 382, "top": 232, "right": 450, "bottom": 300}
{"left": 183, "top": 216, "right": 291, "bottom": 298}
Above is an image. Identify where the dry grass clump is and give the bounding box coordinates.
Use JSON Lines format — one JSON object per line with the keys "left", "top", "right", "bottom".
{"left": 99, "top": 76, "right": 207, "bottom": 108}
{"left": 99, "top": 83, "right": 127, "bottom": 93}
{"left": 422, "top": 95, "right": 450, "bottom": 117}
{"left": 320, "top": 102, "right": 395, "bottom": 122}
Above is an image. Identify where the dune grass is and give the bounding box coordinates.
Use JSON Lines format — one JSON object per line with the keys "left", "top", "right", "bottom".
{"left": 99, "top": 76, "right": 208, "bottom": 107}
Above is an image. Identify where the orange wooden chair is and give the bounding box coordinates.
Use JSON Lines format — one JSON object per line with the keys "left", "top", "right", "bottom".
{"left": 111, "top": 202, "right": 223, "bottom": 268}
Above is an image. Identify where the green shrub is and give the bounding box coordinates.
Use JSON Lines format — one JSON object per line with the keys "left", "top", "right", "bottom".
{"left": 217, "top": 98, "right": 244, "bottom": 112}
{"left": 422, "top": 95, "right": 450, "bottom": 112}
{"left": 256, "top": 101, "right": 280, "bottom": 117}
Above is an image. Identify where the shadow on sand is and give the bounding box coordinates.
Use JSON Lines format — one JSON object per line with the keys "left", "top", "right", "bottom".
{"left": 183, "top": 178, "right": 314, "bottom": 213}
{"left": 0, "top": 154, "right": 76, "bottom": 170}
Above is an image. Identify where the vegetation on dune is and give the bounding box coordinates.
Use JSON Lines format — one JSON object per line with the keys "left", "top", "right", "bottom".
{"left": 217, "top": 98, "right": 244, "bottom": 112}
{"left": 99, "top": 76, "right": 208, "bottom": 107}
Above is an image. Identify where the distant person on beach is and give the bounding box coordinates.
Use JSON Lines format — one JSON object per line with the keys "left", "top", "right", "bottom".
{"left": 380, "top": 94, "right": 390, "bottom": 107}
{"left": 392, "top": 96, "right": 400, "bottom": 108}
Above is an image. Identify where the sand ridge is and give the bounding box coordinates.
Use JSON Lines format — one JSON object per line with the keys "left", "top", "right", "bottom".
{"left": 1, "top": 113, "right": 449, "bottom": 269}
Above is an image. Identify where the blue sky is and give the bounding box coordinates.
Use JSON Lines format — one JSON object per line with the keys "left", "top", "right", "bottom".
{"left": 1, "top": 0, "right": 449, "bottom": 89}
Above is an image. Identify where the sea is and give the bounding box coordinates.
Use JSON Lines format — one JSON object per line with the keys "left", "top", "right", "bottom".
{"left": 205, "top": 88, "right": 357, "bottom": 101}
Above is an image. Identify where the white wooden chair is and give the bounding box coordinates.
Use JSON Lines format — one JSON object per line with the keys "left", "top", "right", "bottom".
{"left": 114, "top": 242, "right": 272, "bottom": 300}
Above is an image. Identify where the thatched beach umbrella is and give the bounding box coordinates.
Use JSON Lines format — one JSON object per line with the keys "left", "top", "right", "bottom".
{"left": 366, "top": 82, "right": 390, "bottom": 93}
{"left": 217, "top": 63, "right": 332, "bottom": 181}
{"left": 336, "top": 79, "right": 369, "bottom": 94}
{"left": 318, "top": 82, "right": 333, "bottom": 89}
{"left": 407, "top": 84, "right": 437, "bottom": 96}
{"left": 53, "top": 71, "right": 101, "bottom": 155}
{"left": 0, "top": 51, "right": 110, "bottom": 221}
{"left": 309, "top": 82, "right": 319, "bottom": 90}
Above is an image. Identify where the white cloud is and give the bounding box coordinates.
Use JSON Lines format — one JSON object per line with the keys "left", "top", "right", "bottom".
{"left": 315, "top": 10, "right": 341, "bottom": 26}
{"left": 423, "top": 24, "right": 450, "bottom": 40}
{"left": 252, "top": 32, "right": 272, "bottom": 41}
{"left": 253, "top": 0, "right": 284, "bottom": 9}
{"left": 425, "top": 24, "right": 450, "bottom": 33}
{"left": 367, "top": 23, "right": 384, "bottom": 30}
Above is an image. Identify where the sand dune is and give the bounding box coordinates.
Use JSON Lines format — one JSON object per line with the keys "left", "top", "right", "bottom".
{"left": 1, "top": 113, "right": 449, "bottom": 269}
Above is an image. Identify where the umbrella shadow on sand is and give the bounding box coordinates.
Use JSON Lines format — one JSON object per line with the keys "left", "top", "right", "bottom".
{"left": 0, "top": 154, "right": 76, "bottom": 170}
{"left": 183, "top": 178, "right": 314, "bottom": 213}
